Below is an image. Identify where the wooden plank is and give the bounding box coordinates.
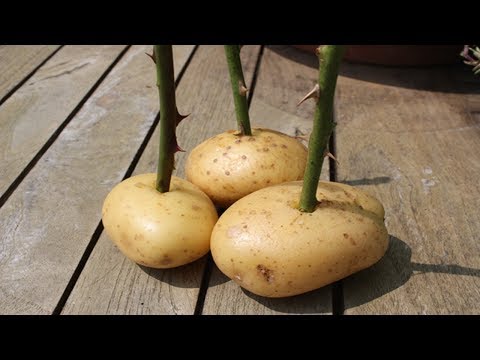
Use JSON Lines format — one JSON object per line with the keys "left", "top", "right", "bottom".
{"left": 202, "top": 45, "right": 332, "bottom": 315}
{"left": 336, "top": 64, "right": 480, "bottom": 314}
{"left": 62, "top": 45, "right": 262, "bottom": 314}
{"left": 0, "top": 45, "right": 125, "bottom": 201}
{"left": 0, "top": 45, "right": 60, "bottom": 101}
{"left": 0, "top": 45, "right": 195, "bottom": 314}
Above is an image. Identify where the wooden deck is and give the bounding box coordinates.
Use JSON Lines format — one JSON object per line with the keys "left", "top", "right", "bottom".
{"left": 1, "top": 45, "right": 479, "bottom": 315}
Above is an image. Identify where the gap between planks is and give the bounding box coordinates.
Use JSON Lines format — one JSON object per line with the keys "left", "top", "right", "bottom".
{"left": 0, "top": 45, "right": 63, "bottom": 107}
{"left": 0, "top": 45, "right": 195, "bottom": 314}
{"left": 60, "top": 46, "right": 261, "bottom": 315}
{"left": 53, "top": 46, "right": 199, "bottom": 315}
{"left": 0, "top": 46, "right": 131, "bottom": 209}
{"left": 194, "top": 45, "right": 266, "bottom": 315}
{"left": 199, "top": 45, "right": 332, "bottom": 315}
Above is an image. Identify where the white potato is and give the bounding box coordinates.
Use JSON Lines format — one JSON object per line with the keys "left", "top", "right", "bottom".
{"left": 185, "top": 128, "right": 308, "bottom": 208}
{"left": 102, "top": 173, "right": 218, "bottom": 268}
{"left": 211, "top": 181, "right": 388, "bottom": 297}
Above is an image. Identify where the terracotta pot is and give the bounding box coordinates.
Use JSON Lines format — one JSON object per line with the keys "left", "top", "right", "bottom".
{"left": 293, "top": 45, "right": 462, "bottom": 66}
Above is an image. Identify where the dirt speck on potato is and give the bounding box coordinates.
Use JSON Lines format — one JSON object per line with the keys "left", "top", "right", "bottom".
{"left": 257, "top": 264, "right": 274, "bottom": 283}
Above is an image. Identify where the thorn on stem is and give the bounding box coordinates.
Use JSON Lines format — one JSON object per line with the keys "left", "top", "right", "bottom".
{"left": 175, "top": 144, "right": 185, "bottom": 152}
{"left": 325, "top": 151, "right": 339, "bottom": 165}
{"left": 176, "top": 109, "right": 190, "bottom": 126}
{"left": 239, "top": 81, "right": 248, "bottom": 96}
{"left": 174, "top": 143, "right": 185, "bottom": 153}
{"left": 146, "top": 47, "right": 156, "bottom": 63}
{"left": 172, "top": 133, "right": 186, "bottom": 153}
{"left": 297, "top": 84, "right": 320, "bottom": 106}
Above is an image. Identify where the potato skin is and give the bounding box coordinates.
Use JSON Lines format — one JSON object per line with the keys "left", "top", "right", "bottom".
{"left": 210, "top": 181, "right": 388, "bottom": 297}
{"left": 102, "top": 174, "right": 218, "bottom": 268}
{"left": 185, "top": 128, "right": 308, "bottom": 208}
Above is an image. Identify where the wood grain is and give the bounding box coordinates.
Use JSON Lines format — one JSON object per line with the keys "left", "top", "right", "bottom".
{"left": 336, "top": 64, "right": 480, "bottom": 314}
{"left": 202, "top": 45, "right": 332, "bottom": 315}
{"left": 0, "top": 45, "right": 125, "bottom": 201}
{"left": 62, "top": 45, "right": 262, "bottom": 314}
{"left": 0, "top": 45, "right": 194, "bottom": 314}
{"left": 0, "top": 45, "right": 60, "bottom": 101}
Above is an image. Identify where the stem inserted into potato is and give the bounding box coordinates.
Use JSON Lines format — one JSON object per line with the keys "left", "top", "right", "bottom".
{"left": 186, "top": 46, "right": 309, "bottom": 208}
{"left": 210, "top": 45, "right": 389, "bottom": 297}
{"left": 224, "top": 45, "right": 252, "bottom": 136}
{"left": 154, "top": 45, "right": 177, "bottom": 193}
{"left": 299, "top": 45, "right": 345, "bottom": 212}
{"left": 102, "top": 46, "right": 218, "bottom": 269}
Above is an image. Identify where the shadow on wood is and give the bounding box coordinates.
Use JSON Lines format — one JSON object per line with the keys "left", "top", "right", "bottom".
{"left": 240, "top": 286, "right": 331, "bottom": 314}
{"left": 137, "top": 257, "right": 209, "bottom": 289}
{"left": 267, "top": 45, "right": 480, "bottom": 94}
{"left": 344, "top": 235, "right": 480, "bottom": 310}
{"left": 340, "top": 176, "right": 392, "bottom": 186}
{"left": 266, "top": 45, "right": 318, "bottom": 70}
{"left": 339, "top": 64, "right": 480, "bottom": 94}
{"left": 223, "top": 235, "right": 480, "bottom": 313}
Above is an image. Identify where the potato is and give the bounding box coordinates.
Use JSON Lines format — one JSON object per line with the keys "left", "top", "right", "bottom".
{"left": 185, "top": 128, "right": 308, "bottom": 208}
{"left": 210, "top": 181, "right": 388, "bottom": 297}
{"left": 102, "top": 173, "right": 218, "bottom": 268}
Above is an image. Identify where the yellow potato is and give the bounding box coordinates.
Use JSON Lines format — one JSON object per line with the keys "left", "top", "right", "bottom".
{"left": 210, "top": 181, "right": 388, "bottom": 297}
{"left": 102, "top": 173, "right": 218, "bottom": 268}
{"left": 185, "top": 128, "right": 308, "bottom": 208}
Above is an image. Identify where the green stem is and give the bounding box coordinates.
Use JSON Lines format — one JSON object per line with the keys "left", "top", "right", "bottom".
{"left": 224, "top": 45, "right": 252, "bottom": 136}
{"left": 299, "top": 45, "right": 345, "bottom": 212}
{"left": 154, "top": 45, "right": 177, "bottom": 193}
